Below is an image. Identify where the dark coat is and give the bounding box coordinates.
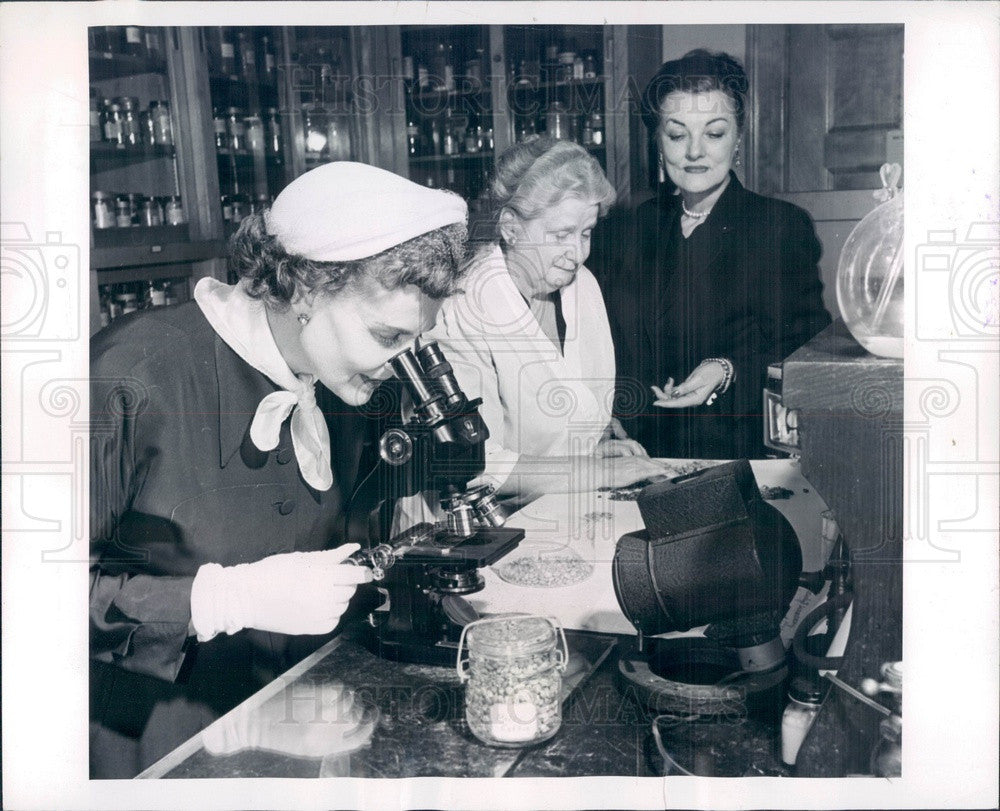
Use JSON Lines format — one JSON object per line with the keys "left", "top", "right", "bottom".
{"left": 591, "top": 174, "right": 831, "bottom": 459}
{"left": 89, "top": 301, "right": 369, "bottom": 776}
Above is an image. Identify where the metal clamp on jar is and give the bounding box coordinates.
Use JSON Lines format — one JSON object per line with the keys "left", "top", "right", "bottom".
{"left": 457, "top": 615, "right": 568, "bottom": 747}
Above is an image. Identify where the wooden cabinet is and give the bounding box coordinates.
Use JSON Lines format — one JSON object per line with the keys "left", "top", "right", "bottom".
{"left": 780, "top": 321, "right": 903, "bottom": 776}
{"left": 90, "top": 25, "right": 662, "bottom": 335}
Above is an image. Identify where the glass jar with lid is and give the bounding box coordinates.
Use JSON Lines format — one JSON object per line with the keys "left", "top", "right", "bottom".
{"left": 457, "top": 614, "right": 568, "bottom": 747}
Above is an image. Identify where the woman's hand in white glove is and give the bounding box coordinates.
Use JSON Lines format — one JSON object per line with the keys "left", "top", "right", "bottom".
{"left": 190, "top": 544, "right": 373, "bottom": 642}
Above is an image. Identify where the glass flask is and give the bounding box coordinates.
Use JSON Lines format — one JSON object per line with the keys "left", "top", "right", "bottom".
{"left": 835, "top": 164, "right": 904, "bottom": 358}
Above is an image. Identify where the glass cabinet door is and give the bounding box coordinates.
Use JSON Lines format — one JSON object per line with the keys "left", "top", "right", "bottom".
{"left": 202, "top": 26, "right": 290, "bottom": 238}
{"left": 90, "top": 26, "right": 187, "bottom": 255}
{"left": 398, "top": 26, "right": 495, "bottom": 210}
{"left": 503, "top": 26, "right": 607, "bottom": 167}
{"left": 89, "top": 25, "right": 202, "bottom": 332}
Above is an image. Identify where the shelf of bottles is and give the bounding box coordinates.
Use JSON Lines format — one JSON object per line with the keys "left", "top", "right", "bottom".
{"left": 504, "top": 26, "right": 606, "bottom": 163}
{"left": 89, "top": 25, "right": 189, "bottom": 254}
{"left": 401, "top": 27, "right": 495, "bottom": 209}
{"left": 203, "top": 26, "right": 286, "bottom": 238}
{"left": 95, "top": 275, "right": 193, "bottom": 330}
{"left": 283, "top": 29, "right": 361, "bottom": 175}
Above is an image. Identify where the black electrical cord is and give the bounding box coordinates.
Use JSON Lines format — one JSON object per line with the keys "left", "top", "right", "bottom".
{"left": 791, "top": 592, "right": 854, "bottom": 671}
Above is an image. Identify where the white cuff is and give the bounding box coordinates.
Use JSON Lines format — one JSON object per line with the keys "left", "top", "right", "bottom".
{"left": 190, "top": 562, "right": 244, "bottom": 642}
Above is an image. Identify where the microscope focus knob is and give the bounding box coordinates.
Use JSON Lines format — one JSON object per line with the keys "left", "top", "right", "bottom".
{"left": 379, "top": 428, "right": 414, "bottom": 465}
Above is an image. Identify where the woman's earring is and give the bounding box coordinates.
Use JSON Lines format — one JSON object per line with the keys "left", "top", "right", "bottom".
{"left": 733, "top": 145, "right": 741, "bottom": 167}
{"left": 297, "top": 313, "right": 310, "bottom": 326}
{"left": 658, "top": 154, "right": 666, "bottom": 184}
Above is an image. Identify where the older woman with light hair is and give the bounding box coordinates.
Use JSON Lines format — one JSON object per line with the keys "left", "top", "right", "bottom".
{"left": 400, "top": 138, "right": 669, "bottom": 519}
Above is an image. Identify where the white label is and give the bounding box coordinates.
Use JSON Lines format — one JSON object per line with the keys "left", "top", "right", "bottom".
{"left": 222, "top": 43, "right": 235, "bottom": 58}
{"left": 488, "top": 700, "right": 538, "bottom": 742}
{"left": 126, "top": 27, "right": 142, "bottom": 44}
{"left": 592, "top": 130, "right": 603, "bottom": 146}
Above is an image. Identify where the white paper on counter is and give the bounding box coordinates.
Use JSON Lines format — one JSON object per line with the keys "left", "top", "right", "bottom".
{"left": 468, "top": 458, "right": 830, "bottom": 635}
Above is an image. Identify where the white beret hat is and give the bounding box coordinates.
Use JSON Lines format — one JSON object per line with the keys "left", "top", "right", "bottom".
{"left": 265, "top": 161, "right": 467, "bottom": 262}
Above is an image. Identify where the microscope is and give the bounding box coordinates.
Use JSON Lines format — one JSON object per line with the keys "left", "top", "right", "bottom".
{"left": 346, "top": 340, "right": 524, "bottom": 665}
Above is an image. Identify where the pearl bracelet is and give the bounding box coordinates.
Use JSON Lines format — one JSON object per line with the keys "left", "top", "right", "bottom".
{"left": 700, "top": 357, "right": 734, "bottom": 394}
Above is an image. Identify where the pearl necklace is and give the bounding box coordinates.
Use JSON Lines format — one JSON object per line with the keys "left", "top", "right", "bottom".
{"left": 681, "top": 201, "right": 710, "bottom": 219}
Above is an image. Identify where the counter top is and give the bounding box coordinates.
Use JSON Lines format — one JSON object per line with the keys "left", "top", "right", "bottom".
{"left": 141, "top": 629, "right": 789, "bottom": 780}
{"left": 140, "top": 460, "right": 826, "bottom": 780}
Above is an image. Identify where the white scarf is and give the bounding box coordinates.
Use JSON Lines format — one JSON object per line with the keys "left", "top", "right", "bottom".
{"left": 194, "top": 277, "right": 333, "bottom": 491}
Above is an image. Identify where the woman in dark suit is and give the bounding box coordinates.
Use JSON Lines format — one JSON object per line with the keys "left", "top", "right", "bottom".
{"left": 89, "top": 161, "right": 468, "bottom": 777}
{"left": 592, "top": 49, "right": 831, "bottom": 460}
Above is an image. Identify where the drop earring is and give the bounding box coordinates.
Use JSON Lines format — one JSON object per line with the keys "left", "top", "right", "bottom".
{"left": 658, "top": 153, "right": 666, "bottom": 184}
{"left": 733, "top": 145, "right": 741, "bottom": 167}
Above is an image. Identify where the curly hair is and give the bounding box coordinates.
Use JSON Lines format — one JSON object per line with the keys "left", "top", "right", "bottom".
{"left": 483, "top": 138, "right": 618, "bottom": 244}
{"left": 227, "top": 213, "right": 469, "bottom": 309}
{"left": 641, "top": 49, "right": 750, "bottom": 133}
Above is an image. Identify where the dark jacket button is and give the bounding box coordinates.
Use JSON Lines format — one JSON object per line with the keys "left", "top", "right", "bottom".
{"left": 276, "top": 447, "right": 294, "bottom": 464}
{"left": 276, "top": 499, "right": 296, "bottom": 516}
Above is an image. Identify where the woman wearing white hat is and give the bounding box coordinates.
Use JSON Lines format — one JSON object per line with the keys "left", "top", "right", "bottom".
{"left": 89, "top": 162, "right": 468, "bottom": 777}
{"left": 398, "top": 139, "right": 670, "bottom": 525}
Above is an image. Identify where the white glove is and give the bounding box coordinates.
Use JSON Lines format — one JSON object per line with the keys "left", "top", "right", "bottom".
{"left": 190, "top": 544, "right": 372, "bottom": 642}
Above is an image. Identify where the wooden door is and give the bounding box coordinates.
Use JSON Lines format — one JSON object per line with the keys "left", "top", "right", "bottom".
{"left": 745, "top": 24, "right": 904, "bottom": 316}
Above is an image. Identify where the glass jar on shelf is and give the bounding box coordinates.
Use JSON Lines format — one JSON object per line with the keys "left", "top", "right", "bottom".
{"left": 213, "top": 110, "right": 228, "bottom": 150}
{"left": 91, "top": 191, "right": 115, "bottom": 230}
{"left": 230, "top": 194, "right": 250, "bottom": 224}
{"left": 90, "top": 88, "right": 102, "bottom": 142}
{"left": 101, "top": 98, "right": 121, "bottom": 145}
{"left": 406, "top": 116, "right": 423, "bottom": 157}
{"left": 263, "top": 108, "right": 282, "bottom": 158}
{"left": 140, "top": 107, "right": 155, "bottom": 146}
{"left": 118, "top": 96, "right": 142, "bottom": 147}
{"left": 124, "top": 26, "right": 145, "bottom": 59}
{"left": 226, "top": 107, "right": 247, "bottom": 152}
{"left": 140, "top": 196, "right": 163, "bottom": 227}
{"left": 164, "top": 195, "right": 186, "bottom": 225}
{"left": 245, "top": 113, "right": 265, "bottom": 154}
{"left": 216, "top": 27, "right": 237, "bottom": 77}
{"left": 582, "top": 52, "right": 598, "bottom": 80}
{"left": 260, "top": 35, "right": 277, "bottom": 83}
{"left": 237, "top": 31, "right": 257, "bottom": 82}
{"left": 114, "top": 194, "right": 133, "bottom": 228}
{"left": 151, "top": 100, "right": 173, "bottom": 146}
{"left": 144, "top": 28, "right": 163, "bottom": 63}
{"left": 325, "top": 113, "right": 352, "bottom": 161}
{"left": 588, "top": 112, "right": 604, "bottom": 146}
{"left": 303, "top": 104, "right": 327, "bottom": 157}
{"left": 545, "top": 102, "right": 572, "bottom": 141}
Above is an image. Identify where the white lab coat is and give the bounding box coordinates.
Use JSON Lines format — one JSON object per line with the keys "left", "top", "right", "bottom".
{"left": 395, "top": 245, "right": 616, "bottom": 528}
